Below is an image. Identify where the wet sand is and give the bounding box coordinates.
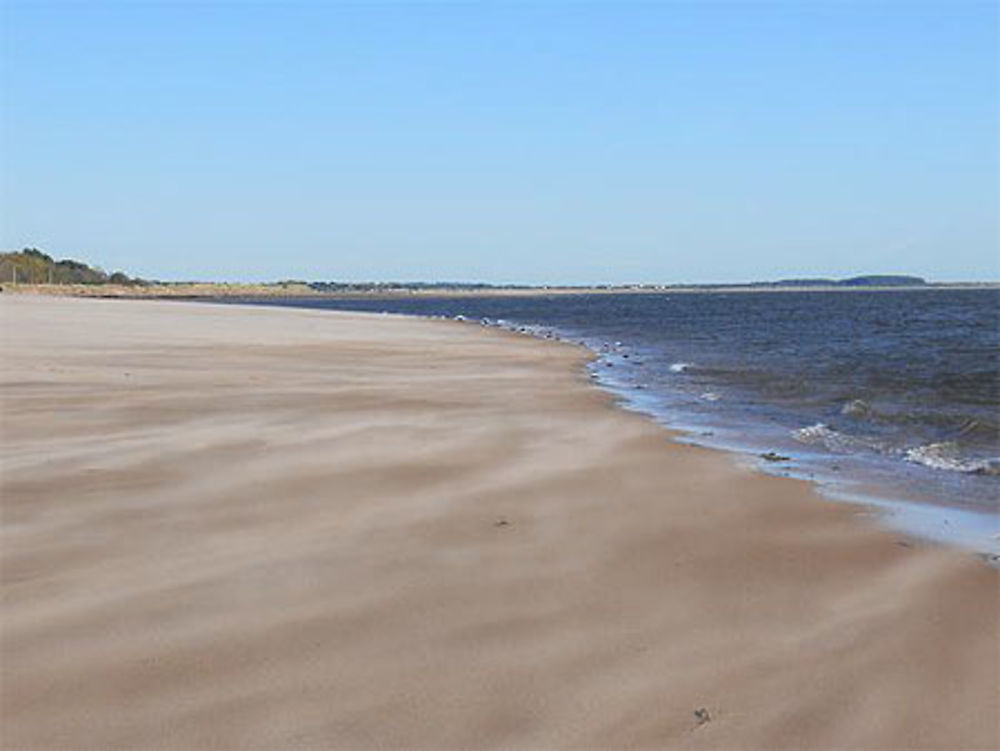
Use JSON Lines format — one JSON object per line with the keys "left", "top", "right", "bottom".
{"left": 1, "top": 295, "right": 996, "bottom": 749}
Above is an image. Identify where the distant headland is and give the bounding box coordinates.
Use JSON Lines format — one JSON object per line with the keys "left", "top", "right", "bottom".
{"left": 1, "top": 247, "right": 995, "bottom": 298}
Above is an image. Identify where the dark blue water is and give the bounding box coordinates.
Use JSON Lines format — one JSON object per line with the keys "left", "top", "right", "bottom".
{"left": 230, "top": 289, "right": 999, "bottom": 554}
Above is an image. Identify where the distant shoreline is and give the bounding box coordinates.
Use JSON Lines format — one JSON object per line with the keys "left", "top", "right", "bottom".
{"left": 2, "top": 280, "right": 997, "bottom": 300}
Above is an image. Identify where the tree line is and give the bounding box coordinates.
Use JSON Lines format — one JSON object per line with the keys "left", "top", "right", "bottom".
{"left": 0, "top": 248, "right": 145, "bottom": 286}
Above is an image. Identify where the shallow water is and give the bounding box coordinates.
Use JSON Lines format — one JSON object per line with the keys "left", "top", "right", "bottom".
{"left": 232, "top": 289, "right": 999, "bottom": 555}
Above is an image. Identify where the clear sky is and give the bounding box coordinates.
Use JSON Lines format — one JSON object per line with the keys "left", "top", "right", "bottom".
{"left": 2, "top": 1, "right": 997, "bottom": 284}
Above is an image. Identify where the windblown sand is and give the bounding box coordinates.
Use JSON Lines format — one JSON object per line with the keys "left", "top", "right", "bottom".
{"left": 1, "top": 296, "right": 996, "bottom": 749}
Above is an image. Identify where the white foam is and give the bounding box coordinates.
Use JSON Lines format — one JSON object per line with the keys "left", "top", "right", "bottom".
{"left": 792, "top": 423, "right": 874, "bottom": 452}
{"left": 794, "top": 422, "right": 836, "bottom": 444}
{"left": 840, "top": 399, "right": 873, "bottom": 419}
{"left": 905, "top": 442, "right": 1000, "bottom": 475}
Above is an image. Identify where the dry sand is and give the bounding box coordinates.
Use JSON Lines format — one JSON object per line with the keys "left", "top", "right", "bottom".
{"left": 1, "top": 295, "right": 996, "bottom": 750}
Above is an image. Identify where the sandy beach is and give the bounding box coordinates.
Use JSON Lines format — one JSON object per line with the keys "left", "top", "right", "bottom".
{"left": 1, "top": 295, "right": 996, "bottom": 749}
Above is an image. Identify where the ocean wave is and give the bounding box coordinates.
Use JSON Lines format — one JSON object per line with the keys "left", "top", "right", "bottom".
{"left": 905, "top": 442, "right": 1000, "bottom": 476}
{"left": 840, "top": 399, "right": 873, "bottom": 419}
{"left": 834, "top": 403, "right": 1000, "bottom": 448}
{"left": 792, "top": 423, "right": 879, "bottom": 453}
{"left": 957, "top": 417, "right": 1000, "bottom": 443}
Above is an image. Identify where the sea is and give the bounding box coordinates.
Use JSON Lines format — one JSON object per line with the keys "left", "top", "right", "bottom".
{"left": 235, "top": 288, "right": 999, "bottom": 557}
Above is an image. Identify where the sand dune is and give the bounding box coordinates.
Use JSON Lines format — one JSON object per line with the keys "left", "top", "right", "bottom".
{"left": 1, "top": 295, "right": 996, "bottom": 749}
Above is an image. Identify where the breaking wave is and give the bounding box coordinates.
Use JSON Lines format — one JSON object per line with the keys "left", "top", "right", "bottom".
{"left": 905, "top": 442, "right": 1000, "bottom": 476}
{"left": 793, "top": 423, "right": 873, "bottom": 453}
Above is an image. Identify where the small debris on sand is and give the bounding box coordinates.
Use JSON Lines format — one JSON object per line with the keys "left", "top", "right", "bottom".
{"left": 693, "top": 707, "right": 711, "bottom": 726}
{"left": 761, "top": 452, "right": 791, "bottom": 462}
{"left": 494, "top": 518, "right": 510, "bottom": 528}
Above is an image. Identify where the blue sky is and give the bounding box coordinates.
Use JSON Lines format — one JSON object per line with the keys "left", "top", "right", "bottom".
{"left": 2, "top": 1, "right": 997, "bottom": 283}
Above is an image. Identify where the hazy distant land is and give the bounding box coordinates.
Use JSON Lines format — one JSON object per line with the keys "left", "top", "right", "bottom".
{"left": 1, "top": 247, "right": 996, "bottom": 298}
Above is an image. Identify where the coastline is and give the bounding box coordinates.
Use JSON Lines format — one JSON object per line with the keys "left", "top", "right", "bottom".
{"left": 2, "top": 295, "right": 997, "bottom": 748}
{"left": 1, "top": 280, "right": 998, "bottom": 301}
{"left": 211, "top": 291, "right": 1000, "bottom": 558}
{"left": 580, "top": 344, "right": 1000, "bottom": 559}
